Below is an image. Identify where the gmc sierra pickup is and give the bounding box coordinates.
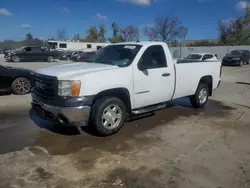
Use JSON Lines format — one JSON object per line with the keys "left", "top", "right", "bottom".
{"left": 31, "top": 42, "right": 222, "bottom": 136}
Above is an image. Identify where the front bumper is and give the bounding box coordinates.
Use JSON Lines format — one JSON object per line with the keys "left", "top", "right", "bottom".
{"left": 4, "top": 56, "right": 11, "bottom": 61}
{"left": 31, "top": 100, "right": 91, "bottom": 126}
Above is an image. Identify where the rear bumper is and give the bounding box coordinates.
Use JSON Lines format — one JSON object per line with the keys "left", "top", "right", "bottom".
{"left": 222, "top": 60, "right": 240, "bottom": 65}
{"left": 31, "top": 100, "right": 91, "bottom": 126}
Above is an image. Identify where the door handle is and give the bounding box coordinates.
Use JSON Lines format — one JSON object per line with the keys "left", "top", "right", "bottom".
{"left": 162, "top": 73, "right": 170, "bottom": 77}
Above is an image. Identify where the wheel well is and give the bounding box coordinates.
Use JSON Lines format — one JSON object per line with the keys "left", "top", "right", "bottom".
{"left": 93, "top": 88, "right": 131, "bottom": 112}
{"left": 199, "top": 75, "right": 213, "bottom": 96}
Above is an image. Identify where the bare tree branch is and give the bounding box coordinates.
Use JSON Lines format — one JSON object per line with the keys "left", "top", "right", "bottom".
{"left": 144, "top": 16, "right": 188, "bottom": 42}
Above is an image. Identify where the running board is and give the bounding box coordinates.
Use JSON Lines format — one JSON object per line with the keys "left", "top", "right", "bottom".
{"left": 132, "top": 103, "right": 167, "bottom": 115}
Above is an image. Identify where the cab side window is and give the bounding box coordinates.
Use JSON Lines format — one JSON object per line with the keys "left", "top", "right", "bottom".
{"left": 139, "top": 45, "right": 167, "bottom": 69}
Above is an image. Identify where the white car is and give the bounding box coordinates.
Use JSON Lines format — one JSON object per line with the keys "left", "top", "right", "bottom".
{"left": 31, "top": 42, "right": 222, "bottom": 136}
{"left": 183, "top": 53, "right": 218, "bottom": 62}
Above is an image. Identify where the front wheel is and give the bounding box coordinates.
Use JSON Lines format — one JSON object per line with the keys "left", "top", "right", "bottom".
{"left": 11, "top": 77, "right": 31, "bottom": 95}
{"left": 47, "top": 56, "right": 54, "bottom": 62}
{"left": 90, "top": 97, "right": 126, "bottom": 136}
{"left": 190, "top": 83, "right": 209, "bottom": 108}
{"left": 12, "top": 56, "right": 20, "bottom": 63}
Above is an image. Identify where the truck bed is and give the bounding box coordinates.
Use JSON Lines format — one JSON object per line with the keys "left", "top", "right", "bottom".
{"left": 172, "top": 61, "right": 221, "bottom": 99}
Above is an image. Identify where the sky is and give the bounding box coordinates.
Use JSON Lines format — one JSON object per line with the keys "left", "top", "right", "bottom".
{"left": 0, "top": 0, "right": 249, "bottom": 41}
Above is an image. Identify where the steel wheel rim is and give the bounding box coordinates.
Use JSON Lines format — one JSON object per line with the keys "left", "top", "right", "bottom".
{"left": 102, "top": 105, "right": 122, "bottom": 130}
{"left": 198, "top": 88, "right": 208, "bottom": 104}
{"left": 15, "top": 78, "right": 30, "bottom": 94}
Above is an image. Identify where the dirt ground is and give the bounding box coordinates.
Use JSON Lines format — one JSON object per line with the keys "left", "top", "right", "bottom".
{"left": 0, "top": 59, "right": 250, "bottom": 188}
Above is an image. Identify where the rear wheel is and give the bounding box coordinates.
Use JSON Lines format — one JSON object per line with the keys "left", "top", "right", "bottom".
{"left": 90, "top": 97, "right": 126, "bottom": 136}
{"left": 12, "top": 56, "right": 20, "bottom": 63}
{"left": 190, "top": 83, "right": 209, "bottom": 108}
{"left": 11, "top": 77, "right": 31, "bottom": 95}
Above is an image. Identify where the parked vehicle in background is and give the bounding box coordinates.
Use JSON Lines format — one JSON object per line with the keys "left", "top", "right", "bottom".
{"left": 59, "top": 51, "right": 72, "bottom": 60}
{"left": 222, "top": 50, "right": 250, "bottom": 66}
{"left": 4, "top": 46, "right": 59, "bottom": 63}
{"left": 71, "top": 51, "right": 96, "bottom": 62}
{"left": 178, "top": 53, "right": 218, "bottom": 63}
{"left": 31, "top": 42, "right": 222, "bottom": 136}
{"left": 0, "top": 65, "right": 35, "bottom": 95}
{"left": 70, "top": 51, "right": 84, "bottom": 60}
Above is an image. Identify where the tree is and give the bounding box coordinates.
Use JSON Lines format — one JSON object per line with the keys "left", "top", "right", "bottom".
{"left": 112, "top": 22, "right": 119, "bottom": 37}
{"left": 83, "top": 26, "right": 99, "bottom": 42}
{"left": 189, "top": 40, "right": 218, "bottom": 47}
{"left": 108, "top": 23, "right": 125, "bottom": 43}
{"left": 99, "top": 24, "right": 106, "bottom": 42}
{"left": 218, "top": 7, "right": 250, "bottom": 45}
{"left": 72, "top": 34, "right": 81, "bottom": 41}
{"left": 120, "top": 25, "right": 140, "bottom": 41}
{"left": 25, "top": 33, "right": 33, "bottom": 41}
{"left": 56, "top": 28, "right": 68, "bottom": 41}
{"left": 144, "top": 16, "right": 188, "bottom": 42}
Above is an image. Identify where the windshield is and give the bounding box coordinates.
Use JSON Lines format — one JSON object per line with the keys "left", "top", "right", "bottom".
{"left": 186, "top": 54, "right": 202, "bottom": 60}
{"left": 229, "top": 50, "right": 241, "bottom": 55}
{"left": 85, "top": 44, "right": 142, "bottom": 67}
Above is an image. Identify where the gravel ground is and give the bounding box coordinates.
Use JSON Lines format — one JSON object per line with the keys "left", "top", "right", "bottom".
{"left": 0, "top": 56, "right": 250, "bottom": 188}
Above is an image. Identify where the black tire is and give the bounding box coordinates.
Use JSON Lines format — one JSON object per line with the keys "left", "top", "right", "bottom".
{"left": 11, "top": 77, "right": 31, "bottom": 95}
{"left": 47, "top": 56, "right": 54, "bottom": 62}
{"left": 190, "top": 83, "right": 209, "bottom": 108}
{"left": 247, "top": 60, "right": 250, "bottom": 65}
{"left": 90, "top": 97, "right": 126, "bottom": 136}
{"left": 12, "top": 55, "right": 20, "bottom": 63}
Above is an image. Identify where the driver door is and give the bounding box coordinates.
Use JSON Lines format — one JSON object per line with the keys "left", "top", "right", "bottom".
{"left": 133, "top": 45, "right": 175, "bottom": 108}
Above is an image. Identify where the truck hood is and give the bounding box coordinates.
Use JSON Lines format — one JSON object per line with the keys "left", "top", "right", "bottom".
{"left": 37, "top": 62, "right": 118, "bottom": 79}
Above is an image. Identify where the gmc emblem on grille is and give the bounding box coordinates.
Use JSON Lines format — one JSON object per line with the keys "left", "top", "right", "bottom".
{"left": 35, "top": 81, "right": 46, "bottom": 90}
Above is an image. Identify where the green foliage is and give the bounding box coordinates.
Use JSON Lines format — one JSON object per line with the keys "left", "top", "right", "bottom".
{"left": 83, "top": 26, "right": 99, "bottom": 42}
{"left": 25, "top": 33, "right": 33, "bottom": 41}
{"left": 108, "top": 35, "right": 125, "bottom": 43}
{"left": 72, "top": 34, "right": 81, "bottom": 41}
{"left": 189, "top": 40, "right": 218, "bottom": 46}
{"left": 218, "top": 7, "right": 250, "bottom": 45}
{"left": 98, "top": 24, "right": 106, "bottom": 42}
{"left": 0, "top": 33, "right": 44, "bottom": 50}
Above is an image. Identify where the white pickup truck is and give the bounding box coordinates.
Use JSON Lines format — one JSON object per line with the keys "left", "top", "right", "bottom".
{"left": 31, "top": 42, "right": 222, "bottom": 136}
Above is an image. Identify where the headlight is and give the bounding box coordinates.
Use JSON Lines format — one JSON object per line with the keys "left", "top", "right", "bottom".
{"left": 58, "top": 80, "right": 81, "bottom": 97}
{"left": 232, "top": 58, "right": 240, "bottom": 60}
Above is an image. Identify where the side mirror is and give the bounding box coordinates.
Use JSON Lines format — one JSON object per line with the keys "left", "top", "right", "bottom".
{"left": 138, "top": 63, "right": 146, "bottom": 71}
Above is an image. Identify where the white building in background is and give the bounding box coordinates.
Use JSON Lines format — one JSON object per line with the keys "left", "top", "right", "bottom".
{"left": 47, "top": 40, "right": 110, "bottom": 51}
